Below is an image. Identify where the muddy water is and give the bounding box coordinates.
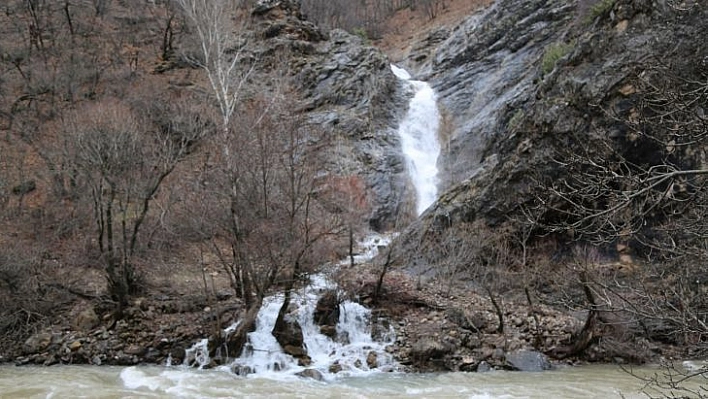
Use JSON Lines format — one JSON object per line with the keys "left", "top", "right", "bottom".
{"left": 0, "top": 364, "right": 685, "bottom": 398}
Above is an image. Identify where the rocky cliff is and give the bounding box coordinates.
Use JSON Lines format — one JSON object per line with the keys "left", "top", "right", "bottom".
{"left": 396, "top": 0, "right": 707, "bottom": 253}
{"left": 247, "top": 1, "right": 413, "bottom": 230}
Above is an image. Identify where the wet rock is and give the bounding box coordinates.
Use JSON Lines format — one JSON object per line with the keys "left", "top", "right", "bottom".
{"left": 329, "top": 362, "right": 343, "bottom": 373}
{"left": 366, "top": 351, "right": 378, "bottom": 369}
{"left": 231, "top": 364, "right": 253, "bottom": 376}
{"left": 169, "top": 346, "right": 186, "bottom": 364}
{"left": 314, "top": 290, "right": 340, "bottom": 338}
{"left": 505, "top": 350, "right": 552, "bottom": 372}
{"left": 477, "top": 361, "right": 492, "bottom": 373}
{"left": 296, "top": 368, "right": 324, "bottom": 381}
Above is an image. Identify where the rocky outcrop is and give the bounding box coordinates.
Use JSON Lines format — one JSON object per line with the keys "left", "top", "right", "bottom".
{"left": 408, "top": 0, "right": 577, "bottom": 190}
{"left": 389, "top": 0, "right": 706, "bottom": 366}
{"left": 249, "top": 1, "right": 412, "bottom": 230}
{"left": 396, "top": 0, "right": 708, "bottom": 255}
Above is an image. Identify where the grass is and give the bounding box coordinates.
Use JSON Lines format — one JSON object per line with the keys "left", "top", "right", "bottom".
{"left": 541, "top": 41, "right": 575, "bottom": 75}
{"left": 584, "top": 0, "right": 615, "bottom": 24}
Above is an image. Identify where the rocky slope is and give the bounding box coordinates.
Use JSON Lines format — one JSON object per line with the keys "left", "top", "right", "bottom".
{"left": 247, "top": 0, "right": 414, "bottom": 229}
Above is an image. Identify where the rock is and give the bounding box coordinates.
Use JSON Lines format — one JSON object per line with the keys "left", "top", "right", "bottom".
{"left": 505, "top": 350, "right": 552, "bottom": 372}
{"left": 329, "top": 362, "right": 343, "bottom": 373}
{"left": 296, "top": 368, "right": 324, "bottom": 381}
{"left": 319, "top": 325, "right": 337, "bottom": 339}
{"left": 72, "top": 308, "right": 100, "bottom": 331}
{"left": 69, "top": 341, "right": 82, "bottom": 351}
{"left": 410, "top": 339, "right": 454, "bottom": 370}
{"left": 23, "top": 333, "right": 52, "bottom": 354}
{"left": 314, "top": 290, "right": 339, "bottom": 324}
{"left": 366, "top": 351, "right": 378, "bottom": 369}
{"left": 169, "top": 346, "right": 186, "bottom": 363}
{"left": 477, "top": 361, "right": 492, "bottom": 373}
{"left": 459, "top": 356, "right": 478, "bottom": 372}
{"left": 124, "top": 344, "right": 145, "bottom": 356}
{"left": 231, "top": 364, "right": 253, "bottom": 376}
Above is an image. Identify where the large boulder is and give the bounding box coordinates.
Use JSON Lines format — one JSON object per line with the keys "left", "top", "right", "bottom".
{"left": 505, "top": 350, "right": 553, "bottom": 372}
{"left": 313, "top": 290, "right": 339, "bottom": 338}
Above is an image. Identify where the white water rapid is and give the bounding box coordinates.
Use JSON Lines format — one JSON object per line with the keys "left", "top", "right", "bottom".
{"left": 183, "top": 234, "right": 397, "bottom": 380}
{"left": 391, "top": 65, "right": 442, "bottom": 215}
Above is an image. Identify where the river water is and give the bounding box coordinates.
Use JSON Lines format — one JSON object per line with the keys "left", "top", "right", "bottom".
{"left": 0, "top": 363, "right": 677, "bottom": 398}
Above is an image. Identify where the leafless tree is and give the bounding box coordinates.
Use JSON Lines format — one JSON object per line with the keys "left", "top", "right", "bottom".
{"left": 64, "top": 98, "right": 203, "bottom": 311}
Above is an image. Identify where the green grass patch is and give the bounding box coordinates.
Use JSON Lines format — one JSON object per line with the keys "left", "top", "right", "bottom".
{"left": 541, "top": 41, "right": 575, "bottom": 75}
{"left": 585, "top": 0, "right": 615, "bottom": 24}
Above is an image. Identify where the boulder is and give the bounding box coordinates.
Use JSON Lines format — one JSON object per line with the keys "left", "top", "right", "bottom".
{"left": 366, "top": 351, "right": 378, "bottom": 369}
{"left": 409, "top": 338, "right": 454, "bottom": 370}
{"left": 505, "top": 350, "right": 552, "bottom": 372}
{"left": 23, "top": 333, "right": 52, "bottom": 355}
{"left": 72, "top": 308, "right": 100, "bottom": 331}
{"left": 296, "top": 368, "right": 324, "bottom": 381}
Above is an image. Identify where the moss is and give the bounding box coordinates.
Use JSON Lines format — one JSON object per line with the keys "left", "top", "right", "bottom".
{"left": 351, "top": 28, "right": 371, "bottom": 46}
{"left": 584, "top": 0, "right": 616, "bottom": 24}
{"left": 541, "top": 41, "right": 575, "bottom": 75}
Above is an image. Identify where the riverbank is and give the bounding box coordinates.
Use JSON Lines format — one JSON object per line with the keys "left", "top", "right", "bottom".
{"left": 6, "top": 255, "right": 679, "bottom": 374}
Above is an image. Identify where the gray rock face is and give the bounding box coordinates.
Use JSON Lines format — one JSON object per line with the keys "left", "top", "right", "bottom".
{"left": 505, "top": 350, "right": 552, "bottom": 372}
{"left": 294, "top": 30, "right": 412, "bottom": 229}
{"left": 395, "top": 0, "right": 708, "bottom": 260}
{"left": 249, "top": 2, "right": 412, "bottom": 229}
{"left": 410, "top": 0, "right": 576, "bottom": 190}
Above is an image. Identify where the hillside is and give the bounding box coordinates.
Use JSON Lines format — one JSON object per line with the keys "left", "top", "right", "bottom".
{"left": 1, "top": 0, "right": 706, "bottom": 379}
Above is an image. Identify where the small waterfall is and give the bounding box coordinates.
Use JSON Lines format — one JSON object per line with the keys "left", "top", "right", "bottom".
{"left": 182, "top": 234, "right": 397, "bottom": 379}
{"left": 391, "top": 65, "right": 442, "bottom": 215}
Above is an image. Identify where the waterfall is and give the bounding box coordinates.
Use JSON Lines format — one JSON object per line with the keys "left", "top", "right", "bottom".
{"left": 182, "top": 234, "right": 397, "bottom": 379}
{"left": 391, "top": 65, "right": 442, "bottom": 215}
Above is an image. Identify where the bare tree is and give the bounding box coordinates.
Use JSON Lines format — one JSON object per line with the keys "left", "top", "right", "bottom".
{"left": 64, "top": 98, "right": 203, "bottom": 312}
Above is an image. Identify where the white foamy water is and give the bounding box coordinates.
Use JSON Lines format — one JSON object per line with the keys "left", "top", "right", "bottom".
{"left": 231, "top": 273, "right": 395, "bottom": 379}
{"left": 391, "top": 64, "right": 442, "bottom": 215}
{"left": 183, "top": 233, "right": 397, "bottom": 380}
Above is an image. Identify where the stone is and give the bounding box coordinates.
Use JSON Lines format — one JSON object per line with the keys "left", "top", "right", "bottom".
{"left": 23, "top": 333, "right": 52, "bottom": 354}
{"left": 72, "top": 308, "right": 100, "bottom": 332}
{"left": 125, "top": 344, "right": 145, "bottom": 356}
{"left": 69, "top": 341, "right": 82, "bottom": 351}
{"left": 477, "top": 361, "right": 492, "bottom": 373}
{"left": 296, "top": 368, "right": 324, "bottom": 381}
{"left": 366, "top": 351, "right": 378, "bottom": 369}
{"left": 329, "top": 362, "right": 343, "bottom": 373}
{"left": 505, "top": 350, "right": 552, "bottom": 372}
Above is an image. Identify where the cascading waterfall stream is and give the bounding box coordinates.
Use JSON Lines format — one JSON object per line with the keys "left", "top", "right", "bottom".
{"left": 181, "top": 234, "right": 397, "bottom": 380}
{"left": 391, "top": 65, "right": 442, "bottom": 215}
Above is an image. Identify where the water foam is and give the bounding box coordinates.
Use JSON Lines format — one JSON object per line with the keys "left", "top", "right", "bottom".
{"left": 181, "top": 233, "right": 398, "bottom": 380}
{"left": 391, "top": 65, "right": 442, "bottom": 215}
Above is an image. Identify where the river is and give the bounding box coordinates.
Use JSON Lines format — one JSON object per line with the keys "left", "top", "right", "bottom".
{"left": 0, "top": 363, "right": 676, "bottom": 398}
